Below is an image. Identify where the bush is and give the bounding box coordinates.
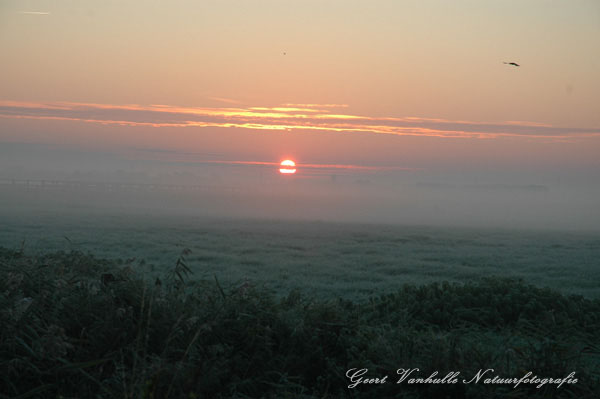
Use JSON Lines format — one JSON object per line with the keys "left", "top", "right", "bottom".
{"left": 1, "top": 248, "right": 599, "bottom": 398}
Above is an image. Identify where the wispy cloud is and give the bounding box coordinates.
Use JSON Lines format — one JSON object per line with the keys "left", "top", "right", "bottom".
{"left": 281, "top": 103, "right": 349, "bottom": 109}
{"left": 17, "top": 11, "right": 51, "bottom": 15}
{"left": 1, "top": 100, "right": 599, "bottom": 140}
{"left": 189, "top": 160, "right": 409, "bottom": 171}
{"left": 206, "top": 96, "right": 243, "bottom": 105}
{"left": 125, "top": 158, "right": 409, "bottom": 173}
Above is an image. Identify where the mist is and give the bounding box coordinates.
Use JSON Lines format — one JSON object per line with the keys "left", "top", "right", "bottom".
{"left": 2, "top": 141, "right": 598, "bottom": 231}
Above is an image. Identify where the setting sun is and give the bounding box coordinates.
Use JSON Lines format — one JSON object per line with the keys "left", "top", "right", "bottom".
{"left": 279, "top": 159, "right": 297, "bottom": 174}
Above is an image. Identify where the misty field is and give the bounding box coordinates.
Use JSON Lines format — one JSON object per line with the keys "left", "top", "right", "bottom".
{"left": 1, "top": 238, "right": 600, "bottom": 398}
{"left": 2, "top": 214, "right": 600, "bottom": 398}
{"left": 1, "top": 213, "right": 599, "bottom": 300}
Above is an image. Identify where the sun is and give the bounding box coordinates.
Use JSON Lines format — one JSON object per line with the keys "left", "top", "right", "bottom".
{"left": 279, "top": 159, "right": 297, "bottom": 174}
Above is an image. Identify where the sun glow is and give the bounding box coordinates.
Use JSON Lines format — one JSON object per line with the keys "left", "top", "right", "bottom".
{"left": 279, "top": 159, "right": 297, "bottom": 174}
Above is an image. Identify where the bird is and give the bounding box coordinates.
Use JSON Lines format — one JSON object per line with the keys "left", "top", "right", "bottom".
{"left": 503, "top": 62, "right": 520, "bottom": 67}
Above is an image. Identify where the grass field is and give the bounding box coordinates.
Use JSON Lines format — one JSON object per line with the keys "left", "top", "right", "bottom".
{"left": 1, "top": 246, "right": 599, "bottom": 398}
{"left": 1, "top": 213, "right": 599, "bottom": 300}
{"left": 2, "top": 213, "right": 600, "bottom": 397}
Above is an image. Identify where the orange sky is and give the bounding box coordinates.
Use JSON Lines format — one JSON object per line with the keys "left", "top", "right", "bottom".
{"left": 1, "top": 0, "right": 599, "bottom": 172}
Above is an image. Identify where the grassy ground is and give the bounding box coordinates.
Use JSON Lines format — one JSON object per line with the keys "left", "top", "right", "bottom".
{"left": 1, "top": 247, "right": 599, "bottom": 398}
{"left": 2, "top": 215, "right": 600, "bottom": 300}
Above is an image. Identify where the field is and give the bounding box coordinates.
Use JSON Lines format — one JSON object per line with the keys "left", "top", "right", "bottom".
{"left": 2, "top": 213, "right": 600, "bottom": 398}
{"left": 1, "top": 213, "right": 599, "bottom": 300}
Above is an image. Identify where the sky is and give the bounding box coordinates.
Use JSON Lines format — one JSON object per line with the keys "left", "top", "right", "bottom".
{"left": 1, "top": 0, "right": 599, "bottom": 229}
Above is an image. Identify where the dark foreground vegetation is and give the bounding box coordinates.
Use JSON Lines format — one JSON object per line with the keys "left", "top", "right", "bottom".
{"left": 1, "top": 248, "right": 599, "bottom": 399}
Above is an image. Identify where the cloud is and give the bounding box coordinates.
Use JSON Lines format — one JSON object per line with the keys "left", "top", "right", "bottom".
{"left": 206, "top": 96, "right": 243, "bottom": 105}
{"left": 1, "top": 100, "right": 599, "bottom": 140}
{"left": 183, "top": 160, "right": 410, "bottom": 172}
{"left": 281, "top": 103, "right": 349, "bottom": 109}
{"left": 17, "top": 11, "right": 50, "bottom": 15}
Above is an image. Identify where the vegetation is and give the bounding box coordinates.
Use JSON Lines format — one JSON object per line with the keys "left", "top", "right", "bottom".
{"left": 1, "top": 247, "right": 599, "bottom": 398}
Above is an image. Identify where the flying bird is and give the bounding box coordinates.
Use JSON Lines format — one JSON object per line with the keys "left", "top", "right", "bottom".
{"left": 503, "top": 62, "right": 520, "bottom": 67}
